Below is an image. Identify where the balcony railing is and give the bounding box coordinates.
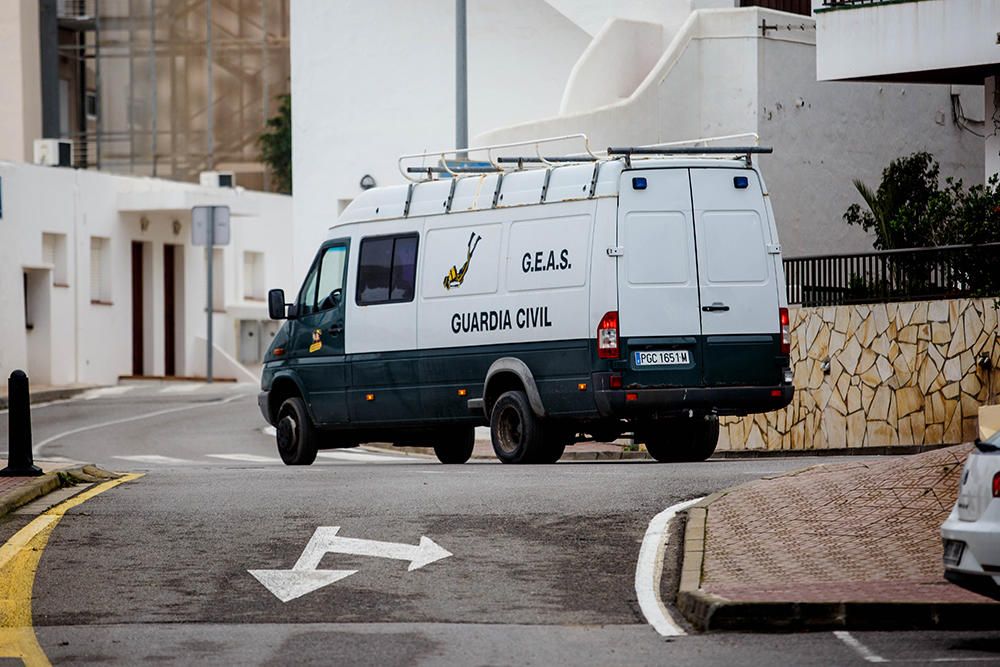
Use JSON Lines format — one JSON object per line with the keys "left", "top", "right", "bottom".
{"left": 783, "top": 243, "right": 1000, "bottom": 306}
{"left": 818, "top": 0, "right": 923, "bottom": 9}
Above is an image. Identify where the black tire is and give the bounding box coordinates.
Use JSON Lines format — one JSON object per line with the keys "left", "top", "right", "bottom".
{"left": 642, "top": 417, "right": 719, "bottom": 463}
{"left": 275, "top": 396, "right": 318, "bottom": 465}
{"left": 490, "top": 390, "right": 544, "bottom": 464}
{"left": 433, "top": 426, "right": 476, "bottom": 464}
{"left": 535, "top": 440, "right": 566, "bottom": 464}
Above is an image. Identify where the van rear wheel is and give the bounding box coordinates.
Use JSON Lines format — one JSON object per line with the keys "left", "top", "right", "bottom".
{"left": 275, "top": 396, "right": 318, "bottom": 466}
{"left": 433, "top": 426, "right": 476, "bottom": 464}
{"left": 641, "top": 417, "right": 719, "bottom": 463}
{"left": 490, "top": 390, "right": 544, "bottom": 464}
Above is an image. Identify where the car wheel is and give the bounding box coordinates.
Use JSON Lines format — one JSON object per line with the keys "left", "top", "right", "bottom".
{"left": 275, "top": 396, "right": 318, "bottom": 466}
{"left": 490, "top": 390, "right": 544, "bottom": 464}
{"left": 433, "top": 426, "right": 476, "bottom": 464}
{"left": 641, "top": 417, "right": 719, "bottom": 463}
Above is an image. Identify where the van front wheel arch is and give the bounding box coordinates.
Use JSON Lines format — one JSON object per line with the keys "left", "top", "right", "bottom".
{"left": 490, "top": 390, "right": 544, "bottom": 464}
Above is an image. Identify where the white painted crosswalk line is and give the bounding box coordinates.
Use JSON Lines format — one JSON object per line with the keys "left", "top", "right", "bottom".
{"left": 206, "top": 453, "right": 282, "bottom": 464}
{"left": 113, "top": 454, "right": 197, "bottom": 465}
{"left": 160, "top": 383, "right": 206, "bottom": 394}
{"left": 317, "top": 450, "right": 413, "bottom": 463}
{"left": 81, "top": 386, "right": 135, "bottom": 400}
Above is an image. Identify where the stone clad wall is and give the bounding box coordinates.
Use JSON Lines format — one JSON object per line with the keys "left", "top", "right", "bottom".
{"left": 717, "top": 299, "right": 1000, "bottom": 451}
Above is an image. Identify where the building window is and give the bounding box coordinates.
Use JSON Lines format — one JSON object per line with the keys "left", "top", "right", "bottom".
{"left": 243, "top": 251, "right": 265, "bottom": 300}
{"left": 356, "top": 234, "right": 418, "bottom": 306}
{"left": 89, "top": 236, "right": 111, "bottom": 303}
{"left": 85, "top": 91, "right": 97, "bottom": 120}
{"left": 42, "top": 232, "right": 69, "bottom": 286}
{"left": 212, "top": 248, "right": 225, "bottom": 311}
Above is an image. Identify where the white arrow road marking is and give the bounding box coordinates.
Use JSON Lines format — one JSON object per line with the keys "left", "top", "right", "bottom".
{"left": 295, "top": 527, "right": 453, "bottom": 572}
{"left": 248, "top": 527, "right": 453, "bottom": 602}
{"left": 247, "top": 569, "right": 357, "bottom": 603}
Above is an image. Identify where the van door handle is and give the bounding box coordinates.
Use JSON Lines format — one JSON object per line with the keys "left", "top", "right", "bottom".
{"left": 328, "top": 323, "right": 344, "bottom": 335}
{"left": 702, "top": 303, "right": 730, "bottom": 312}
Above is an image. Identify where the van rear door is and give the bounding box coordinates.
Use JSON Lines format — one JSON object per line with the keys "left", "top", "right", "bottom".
{"left": 616, "top": 168, "right": 702, "bottom": 388}
{"left": 690, "top": 168, "right": 780, "bottom": 386}
{"left": 616, "top": 167, "right": 781, "bottom": 389}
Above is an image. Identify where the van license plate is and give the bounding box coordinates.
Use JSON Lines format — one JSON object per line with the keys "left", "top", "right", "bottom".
{"left": 943, "top": 540, "right": 965, "bottom": 566}
{"left": 633, "top": 350, "right": 690, "bottom": 367}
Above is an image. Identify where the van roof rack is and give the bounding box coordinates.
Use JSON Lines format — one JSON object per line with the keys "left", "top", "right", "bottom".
{"left": 397, "top": 133, "right": 771, "bottom": 181}
{"left": 607, "top": 145, "right": 773, "bottom": 167}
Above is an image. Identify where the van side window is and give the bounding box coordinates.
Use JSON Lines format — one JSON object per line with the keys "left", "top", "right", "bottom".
{"left": 357, "top": 234, "right": 418, "bottom": 305}
{"left": 298, "top": 244, "right": 346, "bottom": 315}
{"left": 314, "top": 246, "right": 347, "bottom": 311}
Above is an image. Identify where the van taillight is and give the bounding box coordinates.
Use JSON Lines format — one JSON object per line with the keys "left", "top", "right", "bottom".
{"left": 598, "top": 311, "right": 620, "bottom": 359}
{"left": 779, "top": 308, "right": 790, "bottom": 355}
{"left": 993, "top": 472, "right": 1000, "bottom": 498}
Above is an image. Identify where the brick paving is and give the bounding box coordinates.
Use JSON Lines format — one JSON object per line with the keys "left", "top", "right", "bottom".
{"left": 699, "top": 444, "right": 998, "bottom": 604}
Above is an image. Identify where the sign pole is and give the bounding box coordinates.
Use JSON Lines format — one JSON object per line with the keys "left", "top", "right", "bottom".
{"left": 206, "top": 206, "right": 214, "bottom": 383}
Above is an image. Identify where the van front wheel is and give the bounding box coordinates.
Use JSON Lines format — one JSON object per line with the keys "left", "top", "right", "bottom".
{"left": 275, "top": 396, "right": 318, "bottom": 466}
{"left": 490, "top": 390, "right": 543, "bottom": 464}
{"left": 433, "top": 426, "right": 476, "bottom": 464}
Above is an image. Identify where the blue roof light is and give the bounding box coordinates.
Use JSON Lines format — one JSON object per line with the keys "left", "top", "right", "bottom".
{"left": 734, "top": 176, "right": 749, "bottom": 189}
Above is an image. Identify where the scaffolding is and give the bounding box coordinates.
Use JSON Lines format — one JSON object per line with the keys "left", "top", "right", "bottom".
{"left": 57, "top": 0, "right": 290, "bottom": 190}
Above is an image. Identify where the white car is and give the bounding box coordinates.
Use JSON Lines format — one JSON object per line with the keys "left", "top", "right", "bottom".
{"left": 941, "top": 431, "right": 1000, "bottom": 601}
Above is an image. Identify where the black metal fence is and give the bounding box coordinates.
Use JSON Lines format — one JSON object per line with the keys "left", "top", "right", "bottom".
{"left": 783, "top": 243, "right": 1000, "bottom": 307}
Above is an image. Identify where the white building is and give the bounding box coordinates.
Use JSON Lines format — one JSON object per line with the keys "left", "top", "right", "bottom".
{"left": 813, "top": 0, "right": 1000, "bottom": 178}
{"left": 291, "top": 0, "right": 982, "bottom": 266}
{"left": 0, "top": 162, "right": 294, "bottom": 387}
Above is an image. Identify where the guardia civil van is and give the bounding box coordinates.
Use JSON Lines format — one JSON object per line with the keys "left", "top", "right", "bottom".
{"left": 258, "top": 135, "right": 794, "bottom": 465}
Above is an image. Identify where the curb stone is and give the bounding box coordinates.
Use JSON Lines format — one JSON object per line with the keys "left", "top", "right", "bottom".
{"left": 0, "top": 385, "right": 96, "bottom": 410}
{"left": 362, "top": 443, "right": 651, "bottom": 461}
{"left": 363, "top": 442, "right": 958, "bottom": 462}
{"left": 674, "top": 477, "right": 999, "bottom": 632}
{"left": 0, "top": 465, "right": 119, "bottom": 521}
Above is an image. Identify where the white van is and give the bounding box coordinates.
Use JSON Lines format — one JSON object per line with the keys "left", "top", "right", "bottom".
{"left": 259, "top": 139, "right": 794, "bottom": 465}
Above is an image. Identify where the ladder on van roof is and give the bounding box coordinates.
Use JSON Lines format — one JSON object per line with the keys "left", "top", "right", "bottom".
{"left": 397, "top": 132, "right": 772, "bottom": 182}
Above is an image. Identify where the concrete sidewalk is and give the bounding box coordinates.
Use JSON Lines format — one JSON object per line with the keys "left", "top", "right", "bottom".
{"left": 676, "top": 444, "right": 1000, "bottom": 631}
{"left": 0, "top": 461, "right": 113, "bottom": 520}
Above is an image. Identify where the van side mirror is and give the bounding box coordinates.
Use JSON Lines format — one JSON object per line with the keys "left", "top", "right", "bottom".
{"left": 268, "top": 288, "right": 290, "bottom": 320}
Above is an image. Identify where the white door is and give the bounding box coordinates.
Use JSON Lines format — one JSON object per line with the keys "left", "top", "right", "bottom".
{"left": 690, "top": 168, "right": 778, "bottom": 336}
{"left": 616, "top": 169, "right": 700, "bottom": 337}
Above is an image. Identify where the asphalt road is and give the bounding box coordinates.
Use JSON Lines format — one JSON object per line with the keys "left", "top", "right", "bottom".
{"left": 1, "top": 381, "right": 998, "bottom": 665}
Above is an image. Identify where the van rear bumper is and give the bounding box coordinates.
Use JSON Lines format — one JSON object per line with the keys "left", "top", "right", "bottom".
{"left": 593, "top": 381, "right": 793, "bottom": 418}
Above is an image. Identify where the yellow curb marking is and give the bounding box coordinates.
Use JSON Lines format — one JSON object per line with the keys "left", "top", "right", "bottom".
{"left": 0, "top": 473, "right": 143, "bottom": 666}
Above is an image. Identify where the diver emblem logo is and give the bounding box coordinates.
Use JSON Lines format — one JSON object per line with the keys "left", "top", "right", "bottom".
{"left": 443, "top": 232, "right": 482, "bottom": 290}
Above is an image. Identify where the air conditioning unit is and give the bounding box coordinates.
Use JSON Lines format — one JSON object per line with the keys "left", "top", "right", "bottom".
{"left": 200, "top": 171, "right": 236, "bottom": 188}
{"left": 33, "top": 139, "right": 72, "bottom": 167}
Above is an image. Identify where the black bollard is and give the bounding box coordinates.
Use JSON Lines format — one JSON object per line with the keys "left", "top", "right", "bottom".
{"left": 1, "top": 370, "right": 43, "bottom": 476}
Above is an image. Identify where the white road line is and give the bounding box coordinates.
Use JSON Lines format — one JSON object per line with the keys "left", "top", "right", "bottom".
{"left": 262, "top": 426, "right": 277, "bottom": 437}
{"left": 206, "top": 453, "right": 281, "bottom": 463}
{"left": 834, "top": 631, "right": 889, "bottom": 663}
{"left": 317, "top": 450, "right": 411, "bottom": 463}
{"left": 113, "top": 455, "right": 198, "bottom": 466}
{"left": 635, "top": 496, "right": 705, "bottom": 637}
{"left": 34, "top": 393, "right": 244, "bottom": 456}
{"left": 160, "top": 383, "right": 206, "bottom": 394}
{"left": 80, "top": 386, "right": 135, "bottom": 400}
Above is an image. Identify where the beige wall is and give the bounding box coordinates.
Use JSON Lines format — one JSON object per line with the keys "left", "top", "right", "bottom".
{"left": 719, "top": 298, "right": 1000, "bottom": 451}
{"left": 0, "top": 0, "right": 41, "bottom": 162}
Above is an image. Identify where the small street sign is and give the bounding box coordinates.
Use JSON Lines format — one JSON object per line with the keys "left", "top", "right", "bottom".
{"left": 191, "top": 205, "right": 231, "bottom": 246}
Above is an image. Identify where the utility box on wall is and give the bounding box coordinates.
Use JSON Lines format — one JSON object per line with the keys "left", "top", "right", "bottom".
{"left": 239, "top": 319, "right": 280, "bottom": 364}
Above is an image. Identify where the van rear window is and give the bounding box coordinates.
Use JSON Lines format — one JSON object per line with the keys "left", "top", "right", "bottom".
{"left": 357, "top": 234, "right": 418, "bottom": 305}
